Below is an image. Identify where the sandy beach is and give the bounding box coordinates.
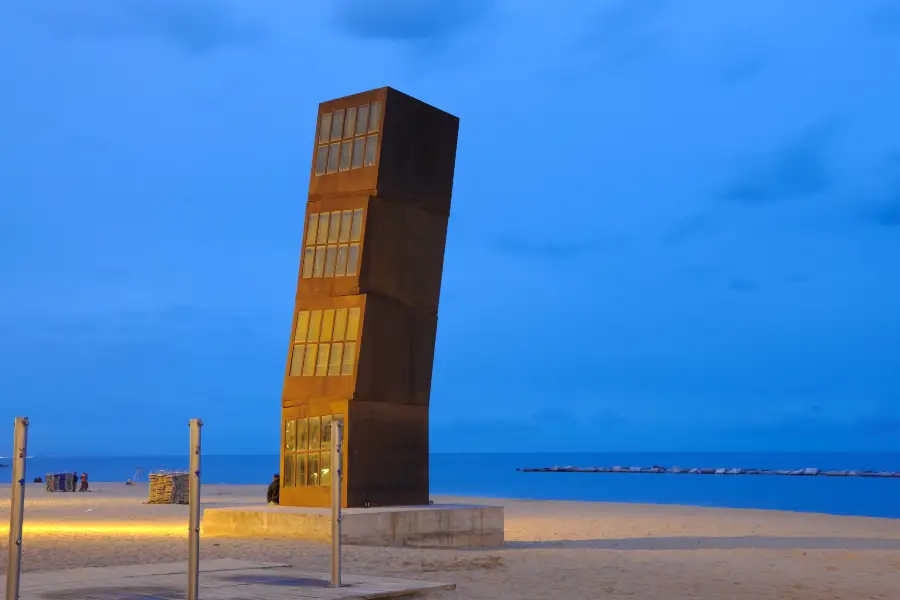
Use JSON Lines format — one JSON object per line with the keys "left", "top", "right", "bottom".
{"left": 1, "top": 483, "right": 899, "bottom": 599}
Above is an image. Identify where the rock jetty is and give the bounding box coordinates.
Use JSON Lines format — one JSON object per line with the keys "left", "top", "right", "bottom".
{"left": 516, "top": 466, "right": 900, "bottom": 477}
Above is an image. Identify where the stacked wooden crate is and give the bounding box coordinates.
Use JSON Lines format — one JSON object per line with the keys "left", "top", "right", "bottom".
{"left": 147, "top": 471, "right": 190, "bottom": 504}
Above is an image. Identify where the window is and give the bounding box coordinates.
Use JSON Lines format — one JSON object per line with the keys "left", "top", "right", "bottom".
{"left": 300, "top": 209, "right": 364, "bottom": 279}
{"left": 314, "top": 101, "right": 382, "bottom": 176}
{"left": 282, "top": 414, "right": 344, "bottom": 488}
{"left": 289, "top": 307, "right": 361, "bottom": 378}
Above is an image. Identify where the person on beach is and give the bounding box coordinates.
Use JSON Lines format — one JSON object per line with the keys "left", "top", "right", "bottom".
{"left": 79, "top": 472, "right": 90, "bottom": 492}
{"left": 267, "top": 473, "right": 280, "bottom": 505}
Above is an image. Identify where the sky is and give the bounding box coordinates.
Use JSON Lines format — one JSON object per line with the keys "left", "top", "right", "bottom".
{"left": 2, "top": 0, "right": 899, "bottom": 455}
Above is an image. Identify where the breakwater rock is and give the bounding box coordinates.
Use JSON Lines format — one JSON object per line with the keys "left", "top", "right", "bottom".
{"left": 516, "top": 466, "right": 900, "bottom": 477}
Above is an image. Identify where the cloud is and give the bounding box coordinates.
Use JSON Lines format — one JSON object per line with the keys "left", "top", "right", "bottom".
{"left": 726, "top": 278, "right": 759, "bottom": 293}
{"left": 24, "top": 0, "right": 263, "bottom": 54}
{"left": 867, "top": 2, "right": 900, "bottom": 36}
{"left": 331, "top": 0, "right": 487, "bottom": 41}
{"left": 869, "top": 154, "right": 900, "bottom": 227}
{"left": 491, "top": 234, "right": 629, "bottom": 260}
{"left": 662, "top": 213, "right": 717, "bottom": 246}
{"left": 720, "top": 119, "right": 842, "bottom": 206}
{"left": 717, "top": 54, "right": 768, "bottom": 86}
{"left": 571, "top": 0, "right": 669, "bottom": 67}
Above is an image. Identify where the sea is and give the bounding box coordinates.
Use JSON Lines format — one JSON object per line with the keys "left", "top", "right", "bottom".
{"left": 3, "top": 452, "right": 899, "bottom": 519}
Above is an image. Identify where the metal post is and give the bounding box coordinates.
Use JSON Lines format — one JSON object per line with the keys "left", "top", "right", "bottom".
{"left": 329, "top": 420, "right": 343, "bottom": 588}
{"left": 187, "top": 419, "right": 203, "bottom": 600}
{"left": 6, "top": 417, "right": 29, "bottom": 600}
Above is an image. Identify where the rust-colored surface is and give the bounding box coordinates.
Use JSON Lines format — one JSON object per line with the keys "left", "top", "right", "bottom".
{"left": 281, "top": 87, "right": 458, "bottom": 508}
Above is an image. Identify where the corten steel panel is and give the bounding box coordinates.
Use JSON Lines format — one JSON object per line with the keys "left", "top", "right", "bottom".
{"left": 307, "top": 88, "right": 385, "bottom": 199}
{"left": 280, "top": 400, "right": 427, "bottom": 508}
{"left": 282, "top": 87, "right": 457, "bottom": 508}
{"left": 308, "top": 87, "right": 459, "bottom": 215}
{"left": 353, "top": 294, "right": 437, "bottom": 407}
{"left": 296, "top": 194, "right": 449, "bottom": 315}
{"left": 280, "top": 399, "right": 349, "bottom": 508}
{"left": 282, "top": 294, "right": 437, "bottom": 408}
{"left": 376, "top": 88, "right": 459, "bottom": 215}
{"left": 345, "top": 400, "right": 429, "bottom": 508}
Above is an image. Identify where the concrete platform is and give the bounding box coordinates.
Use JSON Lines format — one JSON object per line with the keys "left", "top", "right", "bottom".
{"left": 17, "top": 558, "right": 455, "bottom": 599}
{"left": 202, "top": 503, "right": 504, "bottom": 548}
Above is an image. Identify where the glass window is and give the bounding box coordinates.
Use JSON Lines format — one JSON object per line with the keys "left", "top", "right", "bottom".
{"left": 283, "top": 453, "right": 295, "bottom": 487}
{"left": 320, "top": 450, "right": 331, "bottom": 486}
{"left": 328, "top": 343, "right": 343, "bottom": 376}
{"left": 339, "top": 211, "right": 352, "bottom": 242}
{"left": 368, "top": 101, "right": 381, "bottom": 133}
{"left": 302, "top": 247, "right": 315, "bottom": 278}
{"left": 331, "top": 109, "right": 345, "bottom": 141}
{"left": 350, "top": 209, "right": 363, "bottom": 241}
{"left": 347, "top": 307, "right": 361, "bottom": 341}
{"left": 356, "top": 104, "right": 369, "bottom": 136}
{"left": 302, "top": 343, "right": 317, "bottom": 376}
{"left": 318, "top": 112, "right": 332, "bottom": 144}
{"left": 315, "top": 146, "right": 328, "bottom": 176}
{"left": 335, "top": 245, "right": 348, "bottom": 276}
{"left": 339, "top": 141, "right": 352, "bottom": 171}
{"left": 320, "top": 309, "right": 335, "bottom": 342}
{"left": 346, "top": 243, "right": 359, "bottom": 275}
{"left": 307, "top": 310, "right": 322, "bottom": 342}
{"left": 327, "top": 143, "right": 340, "bottom": 174}
{"left": 284, "top": 419, "right": 297, "bottom": 452}
{"left": 309, "top": 417, "right": 321, "bottom": 449}
{"left": 308, "top": 453, "right": 320, "bottom": 486}
{"left": 341, "top": 342, "right": 356, "bottom": 376}
{"left": 289, "top": 345, "right": 305, "bottom": 377}
{"left": 344, "top": 107, "right": 357, "bottom": 139}
{"left": 324, "top": 245, "right": 337, "bottom": 277}
{"left": 294, "top": 311, "right": 310, "bottom": 343}
{"left": 297, "top": 418, "right": 309, "bottom": 450}
{"left": 333, "top": 308, "right": 348, "bottom": 341}
{"left": 313, "top": 247, "right": 325, "bottom": 277}
{"left": 327, "top": 212, "right": 340, "bottom": 243}
{"left": 364, "top": 134, "right": 378, "bottom": 167}
{"left": 306, "top": 213, "right": 318, "bottom": 246}
{"left": 296, "top": 453, "right": 307, "bottom": 487}
{"left": 315, "top": 343, "right": 330, "bottom": 376}
{"left": 321, "top": 415, "right": 333, "bottom": 449}
{"left": 351, "top": 137, "right": 365, "bottom": 169}
{"left": 316, "top": 213, "right": 329, "bottom": 245}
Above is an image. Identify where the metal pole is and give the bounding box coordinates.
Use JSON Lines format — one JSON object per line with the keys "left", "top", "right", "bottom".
{"left": 6, "top": 417, "right": 29, "bottom": 600}
{"left": 187, "top": 418, "right": 203, "bottom": 600}
{"left": 329, "top": 420, "right": 343, "bottom": 588}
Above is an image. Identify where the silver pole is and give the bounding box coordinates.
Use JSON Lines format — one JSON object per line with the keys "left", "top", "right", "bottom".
{"left": 329, "top": 420, "right": 343, "bottom": 588}
{"left": 6, "top": 417, "right": 29, "bottom": 600}
{"left": 187, "top": 418, "right": 203, "bottom": 600}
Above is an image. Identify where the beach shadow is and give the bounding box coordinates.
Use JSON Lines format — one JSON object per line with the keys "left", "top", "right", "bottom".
{"left": 503, "top": 536, "right": 900, "bottom": 551}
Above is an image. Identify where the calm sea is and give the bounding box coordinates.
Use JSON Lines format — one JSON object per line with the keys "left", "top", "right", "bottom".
{"left": 3, "top": 452, "right": 898, "bottom": 519}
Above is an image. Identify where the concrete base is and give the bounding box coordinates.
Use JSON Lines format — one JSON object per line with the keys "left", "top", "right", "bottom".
{"left": 202, "top": 503, "right": 504, "bottom": 548}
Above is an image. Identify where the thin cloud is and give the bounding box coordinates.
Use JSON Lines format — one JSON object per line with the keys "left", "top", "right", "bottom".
{"left": 727, "top": 278, "right": 759, "bottom": 293}
{"left": 332, "top": 0, "right": 487, "bottom": 42}
{"left": 869, "top": 154, "right": 900, "bottom": 227}
{"left": 720, "top": 119, "right": 842, "bottom": 206}
{"left": 24, "top": 0, "right": 263, "bottom": 55}
{"left": 663, "top": 213, "right": 717, "bottom": 246}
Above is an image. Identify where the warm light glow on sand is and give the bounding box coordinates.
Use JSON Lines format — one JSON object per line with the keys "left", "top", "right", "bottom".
{"left": 0, "top": 522, "right": 188, "bottom": 536}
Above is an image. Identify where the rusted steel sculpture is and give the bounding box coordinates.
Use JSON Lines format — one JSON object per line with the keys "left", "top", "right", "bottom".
{"left": 280, "top": 88, "right": 459, "bottom": 508}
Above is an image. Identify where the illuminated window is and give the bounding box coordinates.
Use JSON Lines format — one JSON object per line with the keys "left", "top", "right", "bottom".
{"left": 299, "top": 210, "right": 364, "bottom": 279}
{"left": 314, "top": 102, "right": 381, "bottom": 176}
{"left": 282, "top": 414, "right": 344, "bottom": 487}
{"left": 289, "top": 308, "right": 360, "bottom": 378}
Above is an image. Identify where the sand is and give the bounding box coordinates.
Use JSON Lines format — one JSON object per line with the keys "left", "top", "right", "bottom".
{"left": 1, "top": 483, "right": 899, "bottom": 599}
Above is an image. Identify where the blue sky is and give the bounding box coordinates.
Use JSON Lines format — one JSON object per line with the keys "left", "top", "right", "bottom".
{"left": 2, "top": 0, "right": 899, "bottom": 455}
